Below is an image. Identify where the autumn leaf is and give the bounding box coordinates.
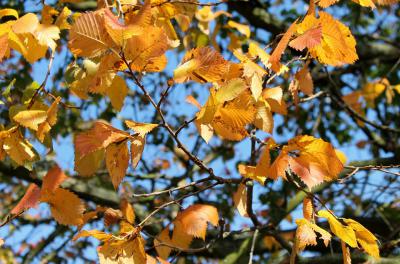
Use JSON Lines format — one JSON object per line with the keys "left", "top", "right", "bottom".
{"left": 41, "top": 188, "right": 84, "bottom": 226}
{"left": 3, "top": 130, "right": 37, "bottom": 165}
{"left": 344, "top": 218, "right": 380, "bottom": 259}
{"left": 10, "top": 184, "right": 41, "bottom": 215}
{"left": 68, "top": 9, "right": 114, "bottom": 57}
{"left": 124, "top": 25, "right": 172, "bottom": 73}
{"left": 41, "top": 165, "right": 68, "bottom": 194}
{"left": 308, "top": 12, "right": 358, "bottom": 66}
{"left": 155, "top": 204, "right": 218, "bottom": 260}
{"left": 174, "top": 204, "right": 219, "bottom": 239}
{"left": 233, "top": 183, "right": 248, "bottom": 217}
{"left": 13, "top": 110, "right": 48, "bottom": 130}
{"left": 317, "top": 210, "right": 357, "bottom": 248}
{"left": 105, "top": 142, "right": 130, "bottom": 189}
{"left": 269, "top": 20, "right": 297, "bottom": 72}
{"left": 303, "top": 197, "right": 313, "bottom": 221}
{"left": 269, "top": 135, "right": 345, "bottom": 188}
{"left": 130, "top": 135, "right": 145, "bottom": 169}
{"left": 103, "top": 8, "right": 143, "bottom": 47}
{"left": 106, "top": 75, "right": 128, "bottom": 111}
{"left": 125, "top": 120, "right": 158, "bottom": 136}
{"left": 74, "top": 121, "right": 129, "bottom": 158}
{"left": 174, "top": 46, "right": 229, "bottom": 83}
{"left": 75, "top": 149, "right": 105, "bottom": 176}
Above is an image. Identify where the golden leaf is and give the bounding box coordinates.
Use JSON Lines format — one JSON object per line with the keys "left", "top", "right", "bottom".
{"left": 42, "top": 188, "right": 84, "bottom": 226}
{"left": 3, "top": 131, "right": 37, "bottom": 165}
{"left": 75, "top": 121, "right": 129, "bottom": 158}
{"left": 13, "top": 110, "right": 47, "bottom": 130}
{"left": 125, "top": 120, "right": 158, "bottom": 136}
{"left": 68, "top": 10, "right": 114, "bottom": 57}
{"left": 344, "top": 219, "right": 380, "bottom": 259}
{"left": 106, "top": 75, "right": 128, "bottom": 111}
{"left": 130, "top": 135, "right": 145, "bottom": 169}
{"left": 75, "top": 149, "right": 105, "bottom": 176}
{"left": 174, "top": 46, "right": 229, "bottom": 83}
{"left": 317, "top": 210, "right": 357, "bottom": 248}
{"left": 105, "top": 142, "right": 129, "bottom": 189}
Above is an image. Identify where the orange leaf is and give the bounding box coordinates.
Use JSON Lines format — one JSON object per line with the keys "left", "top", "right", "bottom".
{"left": 269, "top": 20, "right": 297, "bottom": 72}
{"left": 105, "top": 142, "right": 129, "bottom": 189}
{"left": 41, "top": 165, "right": 68, "bottom": 194}
{"left": 174, "top": 204, "right": 219, "bottom": 240}
{"left": 75, "top": 121, "right": 129, "bottom": 158}
{"left": 289, "top": 25, "right": 322, "bottom": 51}
{"left": 42, "top": 188, "right": 84, "bottom": 226}
{"left": 10, "top": 184, "right": 41, "bottom": 215}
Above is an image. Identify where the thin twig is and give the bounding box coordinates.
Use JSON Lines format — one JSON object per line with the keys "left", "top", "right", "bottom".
{"left": 248, "top": 228, "right": 259, "bottom": 264}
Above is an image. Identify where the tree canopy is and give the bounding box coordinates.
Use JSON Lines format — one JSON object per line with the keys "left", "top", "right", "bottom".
{"left": 0, "top": 0, "right": 399, "bottom": 263}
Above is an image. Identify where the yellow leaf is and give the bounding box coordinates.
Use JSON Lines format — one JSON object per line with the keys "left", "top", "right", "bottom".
{"left": 42, "top": 188, "right": 84, "bottom": 226}
{"left": 125, "top": 120, "right": 158, "bottom": 136}
{"left": 174, "top": 46, "right": 229, "bottom": 83}
{"left": 73, "top": 229, "right": 113, "bottom": 242}
{"left": 107, "top": 75, "right": 128, "bottom": 111}
{"left": 254, "top": 100, "right": 273, "bottom": 133}
{"left": 309, "top": 12, "right": 358, "bottom": 66}
{"left": 238, "top": 165, "right": 265, "bottom": 184}
{"left": 344, "top": 219, "right": 380, "bottom": 259}
{"left": 263, "top": 86, "right": 287, "bottom": 115}
{"left": 55, "top": 7, "right": 72, "bottom": 30}
{"left": 130, "top": 135, "right": 145, "bottom": 169}
{"left": 75, "top": 149, "right": 105, "bottom": 176}
{"left": 295, "top": 65, "right": 313, "bottom": 95}
{"left": 215, "top": 78, "right": 247, "bottom": 103}
{"left": 98, "top": 234, "right": 146, "bottom": 264}
{"left": 248, "top": 41, "right": 271, "bottom": 69}
{"left": 296, "top": 218, "right": 331, "bottom": 248}
{"left": 3, "top": 131, "right": 37, "bottom": 165}
{"left": 124, "top": 26, "right": 171, "bottom": 72}
{"left": 233, "top": 183, "right": 248, "bottom": 217}
{"left": 12, "top": 13, "right": 39, "bottom": 34}
{"left": 227, "top": 20, "right": 250, "bottom": 38}
{"left": 103, "top": 9, "right": 143, "bottom": 46}
{"left": 277, "top": 135, "right": 344, "bottom": 188}
{"left": 155, "top": 226, "right": 174, "bottom": 260}
{"left": 269, "top": 20, "right": 297, "bottom": 72}
{"left": 317, "top": 210, "right": 357, "bottom": 248}
{"left": 34, "top": 24, "right": 60, "bottom": 51}
{"left": 303, "top": 198, "right": 313, "bottom": 221}
{"left": 352, "top": 0, "right": 376, "bottom": 8}
{"left": 106, "top": 142, "right": 129, "bottom": 189}
{"left": 13, "top": 110, "right": 47, "bottom": 130}
{"left": 37, "top": 97, "right": 61, "bottom": 142}
{"left": 0, "top": 8, "right": 18, "bottom": 19}
{"left": 120, "top": 199, "right": 135, "bottom": 224}
{"left": 362, "top": 81, "right": 386, "bottom": 108}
